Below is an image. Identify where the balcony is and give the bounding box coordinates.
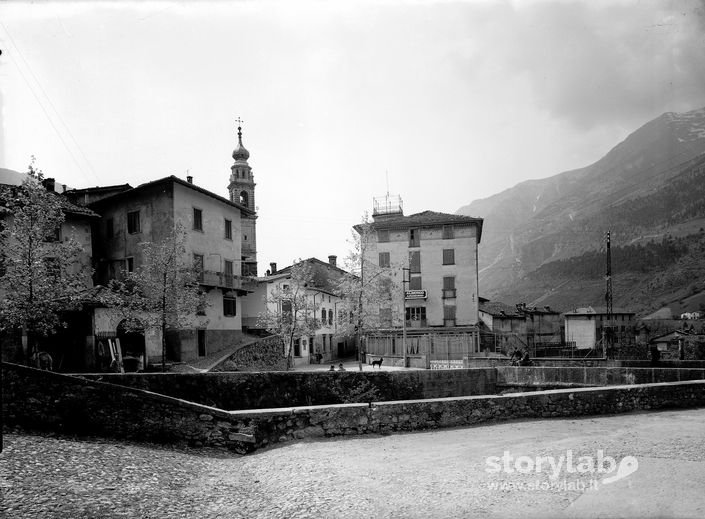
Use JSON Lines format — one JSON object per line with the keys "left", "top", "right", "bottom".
{"left": 442, "top": 289, "right": 457, "bottom": 299}
{"left": 198, "top": 270, "right": 251, "bottom": 291}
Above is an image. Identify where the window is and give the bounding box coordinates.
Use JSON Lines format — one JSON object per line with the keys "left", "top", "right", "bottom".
{"left": 410, "top": 276, "right": 422, "bottom": 290}
{"left": 282, "top": 300, "right": 292, "bottom": 323}
{"left": 378, "top": 252, "right": 390, "bottom": 268}
{"left": 380, "top": 307, "right": 393, "bottom": 327}
{"left": 377, "top": 229, "right": 390, "bottom": 243}
{"left": 196, "top": 296, "right": 207, "bottom": 316}
{"left": 223, "top": 295, "right": 237, "bottom": 316}
{"left": 409, "top": 228, "right": 420, "bottom": 247}
{"left": 224, "top": 260, "right": 234, "bottom": 287}
{"left": 443, "top": 276, "right": 456, "bottom": 299}
{"left": 442, "top": 225, "right": 454, "bottom": 239}
{"left": 126, "top": 257, "right": 134, "bottom": 273}
{"left": 380, "top": 277, "right": 393, "bottom": 300}
{"left": 406, "top": 306, "right": 426, "bottom": 322}
{"left": 224, "top": 219, "right": 232, "bottom": 240}
{"left": 240, "top": 191, "right": 249, "bottom": 207}
{"left": 193, "top": 254, "right": 204, "bottom": 282}
{"left": 193, "top": 208, "right": 203, "bottom": 231}
{"left": 45, "top": 225, "right": 61, "bottom": 242}
{"left": 444, "top": 305, "right": 456, "bottom": 327}
{"left": 328, "top": 309, "right": 333, "bottom": 326}
{"left": 127, "top": 211, "right": 141, "bottom": 234}
{"left": 294, "top": 338, "right": 301, "bottom": 357}
{"left": 322, "top": 308, "right": 327, "bottom": 324}
{"left": 409, "top": 251, "right": 421, "bottom": 273}
{"left": 106, "top": 218, "right": 114, "bottom": 239}
{"left": 443, "top": 249, "right": 455, "bottom": 265}
{"left": 44, "top": 257, "right": 60, "bottom": 281}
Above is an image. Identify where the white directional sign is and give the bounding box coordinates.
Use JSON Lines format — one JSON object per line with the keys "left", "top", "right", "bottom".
{"left": 405, "top": 289, "right": 427, "bottom": 300}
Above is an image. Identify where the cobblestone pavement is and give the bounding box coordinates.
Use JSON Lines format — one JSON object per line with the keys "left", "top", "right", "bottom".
{"left": 2, "top": 408, "right": 705, "bottom": 518}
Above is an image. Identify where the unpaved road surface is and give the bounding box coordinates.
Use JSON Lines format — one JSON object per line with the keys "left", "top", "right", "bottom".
{"left": 2, "top": 408, "right": 705, "bottom": 518}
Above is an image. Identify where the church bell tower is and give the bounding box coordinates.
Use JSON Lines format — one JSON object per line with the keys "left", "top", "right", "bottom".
{"left": 227, "top": 119, "right": 258, "bottom": 276}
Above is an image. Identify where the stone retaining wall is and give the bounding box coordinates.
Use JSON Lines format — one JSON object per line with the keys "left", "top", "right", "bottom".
{"left": 79, "top": 368, "right": 497, "bottom": 410}
{"left": 2, "top": 363, "right": 260, "bottom": 454}
{"left": 496, "top": 366, "right": 705, "bottom": 387}
{"left": 4, "top": 363, "right": 705, "bottom": 454}
{"left": 210, "top": 336, "right": 288, "bottom": 372}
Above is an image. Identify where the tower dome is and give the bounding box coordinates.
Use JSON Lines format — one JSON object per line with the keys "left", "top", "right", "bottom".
{"left": 232, "top": 125, "right": 250, "bottom": 161}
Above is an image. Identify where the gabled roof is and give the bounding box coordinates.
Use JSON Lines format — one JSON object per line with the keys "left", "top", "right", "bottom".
{"left": 564, "top": 306, "right": 636, "bottom": 317}
{"left": 650, "top": 330, "right": 698, "bottom": 343}
{"left": 479, "top": 301, "right": 524, "bottom": 318}
{"left": 358, "top": 210, "right": 483, "bottom": 242}
{"left": 267, "top": 257, "right": 352, "bottom": 294}
{"left": 85, "top": 176, "right": 254, "bottom": 216}
{"left": 0, "top": 183, "right": 99, "bottom": 219}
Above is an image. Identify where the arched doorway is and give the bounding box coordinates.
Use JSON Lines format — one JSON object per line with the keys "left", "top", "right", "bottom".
{"left": 117, "top": 319, "right": 146, "bottom": 372}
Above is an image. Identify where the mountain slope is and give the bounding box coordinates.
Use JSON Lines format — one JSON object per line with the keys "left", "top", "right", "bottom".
{"left": 458, "top": 107, "right": 705, "bottom": 312}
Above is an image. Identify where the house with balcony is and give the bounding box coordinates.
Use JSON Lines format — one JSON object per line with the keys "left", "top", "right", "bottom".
{"left": 356, "top": 196, "right": 484, "bottom": 367}
{"left": 241, "top": 256, "right": 355, "bottom": 366}
{"left": 63, "top": 123, "right": 261, "bottom": 367}
{"left": 71, "top": 174, "right": 255, "bottom": 365}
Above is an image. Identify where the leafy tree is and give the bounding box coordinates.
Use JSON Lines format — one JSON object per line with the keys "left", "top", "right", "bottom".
{"left": 256, "top": 259, "right": 321, "bottom": 369}
{"left": 336, "top": 216, "right": 403, "bottom": 361}
{"left": 0, "top": 159, "right": 91, "bottom": 358}
{"left": 102, "top": 222, "right": 208, "bottom": 371}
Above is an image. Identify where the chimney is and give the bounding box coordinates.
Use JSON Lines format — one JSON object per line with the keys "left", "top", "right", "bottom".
{"left": 62, "top": 184, "right": 67, "bottom": 193}
{"left": 42, "top": 178, "right": 55, "bottom": 192}
{"left": 187, "top": 175, "right": 193, "bottom": 184}
{"left": 270, "top": 262, "right": 277, "bottom": 275}
{"left": 328, "top": 255, "right": 337, "bottom": 268}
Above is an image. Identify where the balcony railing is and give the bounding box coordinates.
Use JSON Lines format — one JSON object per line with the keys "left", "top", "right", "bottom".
{"left": 442, "top": 289, "right": 457, "bottom": 299}
{"left": 199, "top": 270, "right": 247, "bottom": 290}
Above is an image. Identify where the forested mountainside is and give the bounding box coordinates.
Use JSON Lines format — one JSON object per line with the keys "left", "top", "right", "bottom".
{"left": 457, "top": 107, "right": 705, "bottom": 315}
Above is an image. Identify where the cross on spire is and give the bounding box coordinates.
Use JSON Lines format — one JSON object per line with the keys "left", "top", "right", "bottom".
{"left": 235, "top": 116, "right": 244, "bottom": 139}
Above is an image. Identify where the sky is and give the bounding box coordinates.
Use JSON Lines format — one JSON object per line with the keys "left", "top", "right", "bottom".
{"left": 2, "top": 0, "right": 705, "bottom": 271}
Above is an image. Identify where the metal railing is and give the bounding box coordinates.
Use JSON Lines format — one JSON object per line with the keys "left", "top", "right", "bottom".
{"left": 199, "top": 270, "right": 246, "bottom": 290}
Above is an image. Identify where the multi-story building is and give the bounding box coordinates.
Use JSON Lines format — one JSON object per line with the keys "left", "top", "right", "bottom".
{"left": 66, "top": 125, "right": 259, "bottom": 366}
{"left": 0, "top": 176, "right": 99, "bottom": 369}
{"left": 358, "top": 196, "right": 484, "bottom": 367}
{"left": 564, "top": 306, "right": 636, "bottom": 351}
{"left": 479, "top": 300, "right": 562, "bottom": 355}
{"left": 241, "top": 256, "right": 355, "bottom": 365}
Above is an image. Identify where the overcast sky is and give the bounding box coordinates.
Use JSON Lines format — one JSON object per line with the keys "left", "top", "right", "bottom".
{"left": 2, "top": 0, "right": 705, "bottom": 271}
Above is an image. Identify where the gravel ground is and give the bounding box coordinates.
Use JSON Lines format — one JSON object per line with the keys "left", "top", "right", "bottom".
{"left": 2, "top": 408, "right": 705, "bottom": 518}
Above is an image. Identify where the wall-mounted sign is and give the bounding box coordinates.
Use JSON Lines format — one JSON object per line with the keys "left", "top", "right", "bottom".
{"left": 405, "top": 289, "right": 427, "bottom": 300}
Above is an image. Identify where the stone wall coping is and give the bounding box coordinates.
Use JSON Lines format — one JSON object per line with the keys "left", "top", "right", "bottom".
{"left": 496, "top": 366, "right": 705, "bottom": 372}
{"left": 217, "top": 379, "right": 705, "bottom": 419}
{"left": 9, "top": 363, "right": 234, "bottom": 420}
{"left": 226, "top": 402, "right": 370, "bottom": 418}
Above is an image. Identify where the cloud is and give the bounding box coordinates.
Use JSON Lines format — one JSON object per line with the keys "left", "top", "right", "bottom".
{"left": 465, "top": 0, "right": 705, "bottom": 130}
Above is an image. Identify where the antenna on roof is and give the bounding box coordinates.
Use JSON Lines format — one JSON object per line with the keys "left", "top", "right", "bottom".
{"left": 386, "top": 169, "right": 390, "bottom": 197}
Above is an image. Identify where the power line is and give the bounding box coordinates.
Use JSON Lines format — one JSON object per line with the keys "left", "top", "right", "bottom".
{"left": 0, "top": 21, "right": 98, "bottom": 184}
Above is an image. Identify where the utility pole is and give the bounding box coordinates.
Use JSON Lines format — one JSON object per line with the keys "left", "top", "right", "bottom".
{"left": 604, "top": 230, "right": 613, "bottom": 358}
{"left": 402, "top": 266, "right": 409, "bottom": 368}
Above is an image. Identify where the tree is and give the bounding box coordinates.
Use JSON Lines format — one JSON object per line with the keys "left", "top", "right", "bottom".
{"left": 256, "top": 259, "right": 321, "bottom": 369}
{"left": 336, "top": 216, "right": 403, "bottom": 365}
{"left": 0, "top": 159, "right": 91, "bottom": 358}
{"left": 102, "top": 222, "right": 208, "bottom": 371}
